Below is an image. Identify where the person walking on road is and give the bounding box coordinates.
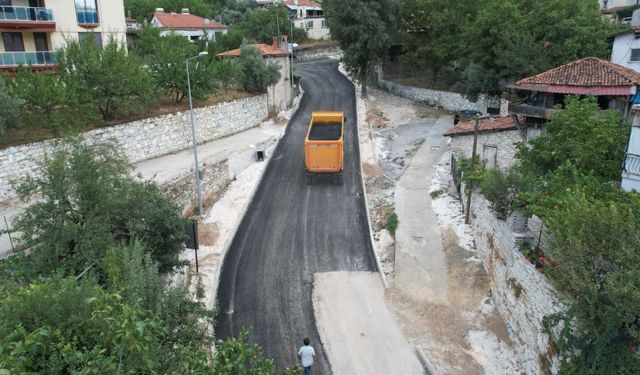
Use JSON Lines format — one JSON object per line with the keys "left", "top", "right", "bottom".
{"left": 297, "top": 337, "right": 316, "bottom": 375}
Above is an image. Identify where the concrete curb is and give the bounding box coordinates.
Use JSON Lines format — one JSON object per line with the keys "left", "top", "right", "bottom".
{"left": 337, "top": 64, "right": 389, "bottom": 289}
{"left": 209, "top": 90, "right": 306, "bottom": 311}
{"left": 416, "top": 348, "right": 439, "bottom": 375}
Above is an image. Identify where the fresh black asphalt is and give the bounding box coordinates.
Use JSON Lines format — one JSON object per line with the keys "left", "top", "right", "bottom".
{"left": 215, "top": 59, "right": 378, "bottom": 374}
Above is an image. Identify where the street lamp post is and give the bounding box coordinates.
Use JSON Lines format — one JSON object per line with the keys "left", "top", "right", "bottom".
{"left": 186, "top": 51, "right": 208, "bottom": 216}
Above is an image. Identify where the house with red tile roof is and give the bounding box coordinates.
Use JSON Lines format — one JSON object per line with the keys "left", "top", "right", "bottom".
{"left": 507, "top": 57, "right": 640, "bottom": 129}
{"left": 150, "top": 8, "right": 228, "bottom": 43}
{"left": 444, "top": 116, "right": 524, "bottom": 171}
{"left": 218, "top": 36, "right": 293, "bottom": 112}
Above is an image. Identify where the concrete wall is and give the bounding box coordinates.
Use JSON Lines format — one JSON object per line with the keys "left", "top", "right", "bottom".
{"left": 0, "top": 95, "right": 268, "bottom": 201}
{"left": 611, "top": 32, "right": 640, "bottom": 72}
{"left": 464, "top": 190, "right": 564, "bottom": 374}
{"left": 449, "top": 129, "right": 523, "bottom": 172}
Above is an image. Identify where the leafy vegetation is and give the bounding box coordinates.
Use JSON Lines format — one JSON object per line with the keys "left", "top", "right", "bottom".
{"left": 0, "top": 77, "right": 22, "bottom": 140}
{"left": 0, "top": 139, "right": 298, "bottom": 374}
{"left": 324, "top": 0, "right": 400, "bottom": 96}
{"left": 57, "top": 37, "right": 155, "bottom": 121}
{"left": 377, "top": 0, "right": 619, "bottom": 97}
{"left": 386, "top": 212, "right": 399, "bottom": 235}
{"left": 236, "top": 42, "right": 282, "bottom": 93}
{"left": 460, "top": 96, "right": 640, "bottom": 372}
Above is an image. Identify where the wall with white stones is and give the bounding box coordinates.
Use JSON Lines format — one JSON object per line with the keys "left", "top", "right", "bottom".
{"left": 449, "top": 129, "right": 523, "bottom": 172}
{"left": 0, "top": 95, "right": 268, "bottom": 201}
{"left": 464, "top": 190, "right": 564, "bottom": 374}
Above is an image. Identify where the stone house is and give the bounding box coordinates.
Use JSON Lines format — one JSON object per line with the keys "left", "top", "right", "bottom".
{"left": 218, "top": 36, "right": 293, "bottom": 112}
{"left": 150, "top": 8, "right": 228, "bottom": 43}
{"left": 444, "top": 116, "right": 523, "bottom": 172}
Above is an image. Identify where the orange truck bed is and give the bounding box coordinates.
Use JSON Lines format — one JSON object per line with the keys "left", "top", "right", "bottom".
{"left": 304, "top": 111, "right": 344, "bottom": 184}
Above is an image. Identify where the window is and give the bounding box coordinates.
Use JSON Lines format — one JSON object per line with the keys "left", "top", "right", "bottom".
{"left": 631, "top": 48, "right": 640, "bottom": 62}
{"left": 482, "top": 145, "right": 498, "bottom": 170}
{"left": 76, "top": 0, "right": 99, "bottom": 24}
{"left": 78, "top": 32, "right": 102, "bottom": 47}
{"left": 306, "top": 21, "right": 313, "bottom": 29}
{"left": 2, "top": 32, "right": 24, "bottom": 52}
{"left": 321, "top": 20, "right": 326, "bottom": 29}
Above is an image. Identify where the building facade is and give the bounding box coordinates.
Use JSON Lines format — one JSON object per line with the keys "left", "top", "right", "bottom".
{"left": 0, "top": 0, "right": 126, "bottom": 70}
{"left": 622, "top": 105, "right": 640, "bottom": 191}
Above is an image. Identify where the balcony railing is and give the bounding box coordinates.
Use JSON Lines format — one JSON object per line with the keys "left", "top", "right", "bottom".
{"left": 77, "top": 10, "right": 99, "bottom": 24}
{"left": 0, "top": 51, "right": 58, "bottom": 67}
{"left": 508, "top": 103, "right": 555, "bottom": 120}
{"left": 623, "top": 152, "right": 640, "bottom": 175}
{"left": 0, "top": 6, "right": 53, "bottom": 22}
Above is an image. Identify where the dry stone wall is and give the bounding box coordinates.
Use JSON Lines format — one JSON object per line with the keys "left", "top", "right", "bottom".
{"left": 0, "top": 95, "right": 268, "bottom": 201}
{"left": 464, "top": 189, "right": 564, "bottom": 374}
{"left": 449, "top": 130, "right": 523, "bottom": 172}
{"left": 378, "top": 78, "right": 487, "bottom": 113}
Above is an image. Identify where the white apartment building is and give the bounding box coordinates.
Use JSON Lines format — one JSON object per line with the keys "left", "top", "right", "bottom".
{"left": 0, "top": 0, "right": 126, "bottom": 71}
{"left": 255, "top": 0, "right": 329, "bottom": 40}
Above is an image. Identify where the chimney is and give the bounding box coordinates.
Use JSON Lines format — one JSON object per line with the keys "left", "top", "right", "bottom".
{"left": 155, "top": 8, "right": 164, "bottom": 13}
{"left": 272, "top": 36, "right": 278, "bottom": 48}
{"left": 294, "top": 0, "right": 299, "bottom": 5}
{"left": 280, "top": 34, "right": 288, "bottom": 51}
{"left": 127, "top": 10, "right": 132, "bottom": 19}
{"left": 181, "top": 8, "right": 189, "bottom": 14}
{"left": 204, "top": 18, "right": 210, "bottom": 24}
{"left": 171, "top": 11, "right": 176, "bottom": 15}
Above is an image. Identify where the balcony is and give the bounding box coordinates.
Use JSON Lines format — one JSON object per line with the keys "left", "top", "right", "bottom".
{"left": 0, "top": 51, "right": 57, "bottom": 69}
{"left": 0, "top": 6, "right": 55, "bottom": 30}
{"left": 508, "top": 103, "right": 555, "bottom": 120}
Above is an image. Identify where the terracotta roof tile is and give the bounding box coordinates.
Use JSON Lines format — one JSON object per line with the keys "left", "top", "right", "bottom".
{"left": 443, "top": 116, "right": 519, "bottom": 137}
{"left": 515, "top": 57, "right": 640, "bottom": 87}
{"left": 153, "top": 12, "right": 228, "bottom": 29}
{"left": 283, "top": 0, "right": 322, "bottom": 8}
{"left": 217, "top": 43, "right": 288, "bottom": 57}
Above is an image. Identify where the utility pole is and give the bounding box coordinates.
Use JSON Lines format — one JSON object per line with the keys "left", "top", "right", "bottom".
{"left": 465, "top": 115, "right": 480, "bottom": 224}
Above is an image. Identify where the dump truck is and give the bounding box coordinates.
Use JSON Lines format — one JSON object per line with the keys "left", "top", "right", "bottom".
{"left": 304, "top": 111, "right": 345, "bottom": 185}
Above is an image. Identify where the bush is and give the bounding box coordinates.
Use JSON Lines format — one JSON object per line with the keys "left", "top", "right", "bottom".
{"left": 386, "top": 212, "right": 399, "bottom": 235}
{"left": 237, "top": 41, "right": 281, "bottom": 93}
{"left": 0, "top": 76, "right": 23, "bottom": 140}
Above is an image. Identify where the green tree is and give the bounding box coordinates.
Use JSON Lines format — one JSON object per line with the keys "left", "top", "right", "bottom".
{"left": 516, "top": 96, "right": 627, "bottom": 183}
{"left": 324, "top": 0, "right": 400, "bottom": 96}
{"left": 137, "top": 27, "right": 216, "bottom": 104}
{"left": 235, "top": 4, "right": 307, "bottom": 44}
{"left": 543, "top": 196, "right": 640, "bottom": 374}
{"left": 57, "top": 37, "right": 155, "bottom": 121}
{"left": 399, "top": 0, "right": 478, "bottom": 88}
{"left": 12, "top": 139, "right": 187, "bottom": 275}
{"left": 236, "top": 41, "right": 281, "bottom": 93}
{"left": 0, "top": 76, "right": 22, "bottom": 140}
{"left": 460, "top": 0, "right": 616, "bottom": 96}
{"left": 11, "top": 67, "right": 98, "bottom": 135}
{"left": 215, "top": 57, "right": 241, "bottom": 92}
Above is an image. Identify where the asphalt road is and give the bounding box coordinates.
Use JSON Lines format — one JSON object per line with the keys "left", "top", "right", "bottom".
{"left": 215, "top": 59, "right": 378, "bottom": 373}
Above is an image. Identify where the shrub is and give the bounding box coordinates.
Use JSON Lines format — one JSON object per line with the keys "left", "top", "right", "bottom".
{"left": 386, "top": 212, "right": 399, "bottom": 235}
{"left": 0, "top": 76, "right": 23, "bottom": 140}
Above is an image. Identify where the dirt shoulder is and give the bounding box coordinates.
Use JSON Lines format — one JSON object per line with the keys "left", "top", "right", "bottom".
{"left": 358, "top": 88, "right": 522, "bottom": 374}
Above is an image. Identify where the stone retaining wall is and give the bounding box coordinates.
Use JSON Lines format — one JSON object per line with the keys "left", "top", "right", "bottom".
{"left": 0, "top": 95, "right": 268, "bottom": 201}
{"left": 377, "top": 78, "right": 487, "bottom": 113}
{"left": 295, "top": 44, "right": 342, "bottom": 60}
{"left": 464, "top": 189, "right": 564, "bottom": 374}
